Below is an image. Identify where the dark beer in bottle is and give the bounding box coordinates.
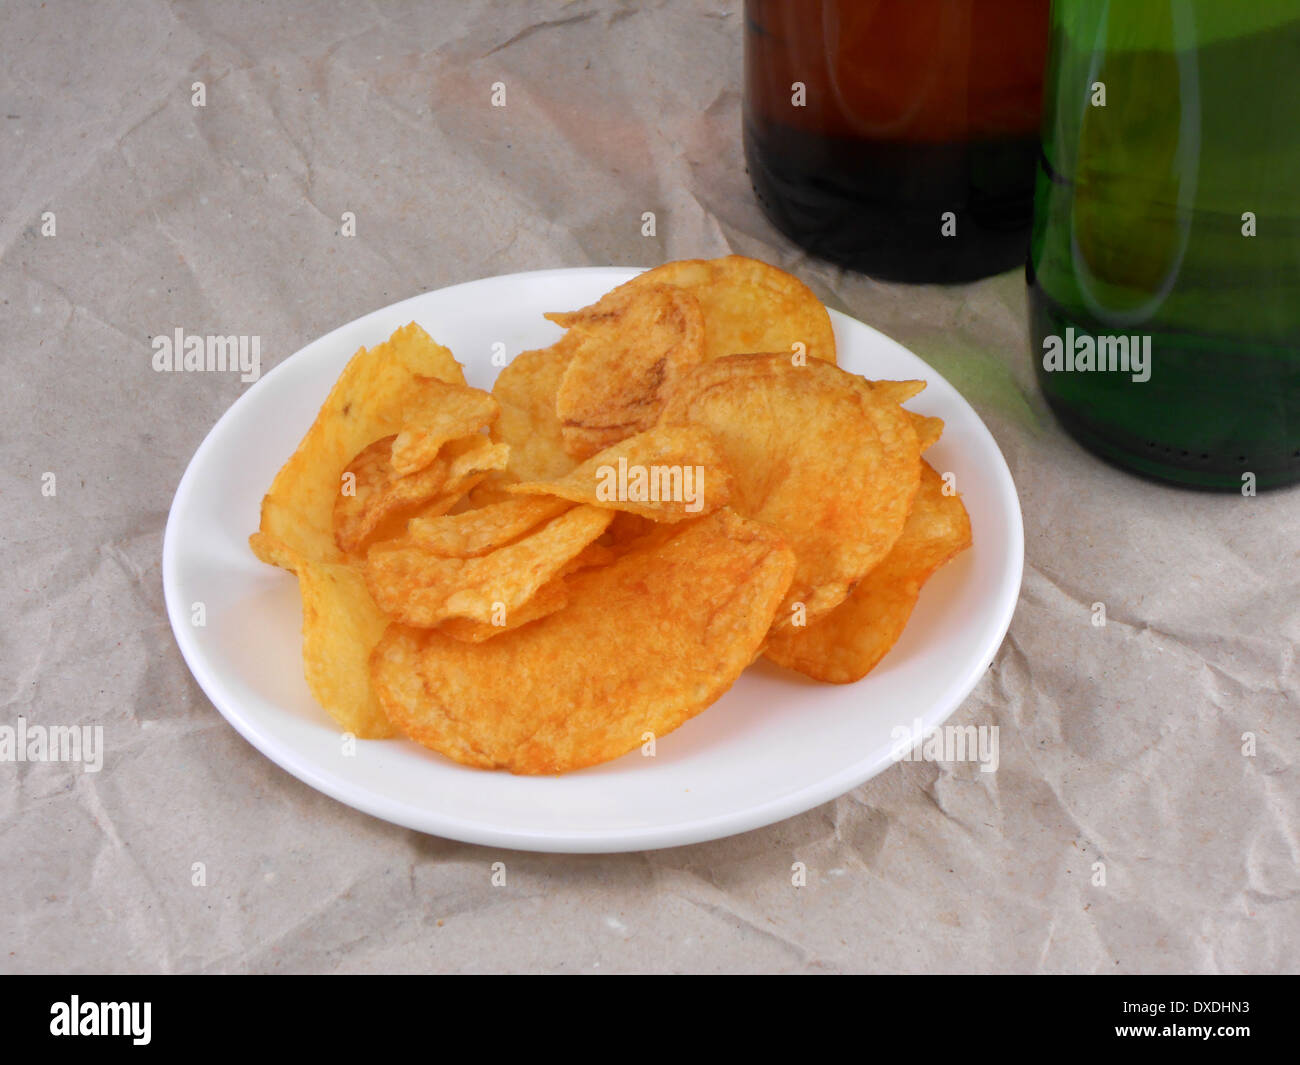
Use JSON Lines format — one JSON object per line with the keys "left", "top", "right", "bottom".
{"left": 744, "top": 0, "right": 1050, "bottom": 282}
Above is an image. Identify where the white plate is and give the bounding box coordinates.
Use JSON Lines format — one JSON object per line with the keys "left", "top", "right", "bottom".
{"left": 163, "top": 267, "right": 1023, "bottom": 853}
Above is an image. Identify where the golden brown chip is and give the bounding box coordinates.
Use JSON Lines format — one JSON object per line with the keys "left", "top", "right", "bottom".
{"left": 564, "top": 541, "right": 619, "bottom": 571}
{"left": 490, "top": 334, "right": 578, "bottom": 482}
{"left": 603, "top": 255, "right": 836, "bottom": 365}
{"left": 253, "top": 322, "right": 466, "bottom": 564}
{"left": 545, "top": 283, "right": 705, "bottom": 459}
{"left": 440, "top": 436, "right": 510, "bottom": 483}
{"left": 297, "top": 558, "right": 397, "bottom": 738}
{"left": 765, "top": 462, "right": 972, "bottom": 683}
{"left": 249, "top": 531, "right": 299, "bottom": 573}
{"left": 333, "top": 435, "right": 510, "bottom": 556}
{"left": 389, "top": 382, "right": 498, "bottom": 476}
{"left": 408, "top": 496, "right": 574, "bottom": 558}
{"left": 862, "top": 380, "right": 941, "bottom": 449}
{"left": 333, "top": 436, "right": 449, "bottom": 555}
{"left": 435, "top": 574, "right": 570, "bottom": 643}
{"left": 866, "top": 379, "right": 926, "bottom": 405}
{"left": 369, "top": 509, "right": 796, "bottom": 773}
{"left": 910, "top": 413, "right": 944, "bottom": 451}
{"left": 604, "top": 510, "right": 659, "bottom": 548}
{"left": 660, "top": 353, "right": 920, "bottom": 627}
{"left": 364, "top": 504, "right": 613, "bottom": 628}
{"left": 506, "top": 425, "right": 732, "bottom": 521}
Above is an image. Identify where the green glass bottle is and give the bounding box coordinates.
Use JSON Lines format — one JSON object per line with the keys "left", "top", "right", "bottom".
{"left": 1028, "top": 1, "right": 1300, "bottom": 490}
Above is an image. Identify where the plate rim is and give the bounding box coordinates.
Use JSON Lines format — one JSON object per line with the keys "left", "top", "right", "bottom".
{"left": 162, "top": 266, "right": 1024, "bottom": 853}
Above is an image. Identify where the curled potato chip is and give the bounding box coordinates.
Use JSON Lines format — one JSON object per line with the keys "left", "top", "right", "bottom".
{"left": 605, "top": 510, "right": 658, "bottom": 548}
{"left": 434, "top": 574, "right": 569, "bottom": 643}
{"left": 334, "top": 434, "right": 509, "bottom": 555}
{"left": 253, "top": 322, "right": 466, "bottom": 564}
{"left": 333, "top": 436, "right": 450, "bottom": 555}
{"left": 546, "top": 283, "right": 705, "bottom": 459}
{"left": 433, "top": 535, "right": 619, "bottom": 644}
{"left": 389, "top": 382, "right": 498, "bottom": 475}
{"left": 249, "top": 531, "right": 299, "bottom": 573}
{"left": 765, "top": 462, "right": 972, "bottom": 682}
{"left": 606, "top": 255, "right": 836, "bottom": 365}
{"left": 364, "top": 504, "right": 613, "bottom": 628}
{"left": 440, "top": 436, "right": 510, "bottom": 484}
{"left": 297, "top": 558, "right": 396, "bottom": 738}
{"left": 866, "top": 379, "right": 926, "bottom": 404}
{"left": 660, "top": 353, "right": 920, "bottom": 627}
{"left": 408, "top": 496, "right": 573, "bottom": 558}
{"left": 861, "top": 380, "right": 941, "bottom": 450}
{"left": 369, "top": 509, "right": 796, "bottom": 773}
{"left": 910, "top": 413, "right": 944, "bottom": 452}
{"left": 507, "top": 425, "right": 731, "bottom": 521}
{"left": 490, "top": 334, "right": 578, "bottom": 482}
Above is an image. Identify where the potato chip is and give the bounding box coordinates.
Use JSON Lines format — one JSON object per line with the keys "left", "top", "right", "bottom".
{"left": 490, "top": 334, "right": 578, "bottom": 482}
{"left": 765, "top": 462, "right": 971, "bottom": 682}
{"left": 389, "top": 381, "right": 498, "bottom": 475}
{"left": 333, "top": 434, "right": 509, "bottom": 555}
{"left": 861, "top": 380, "right": 941, "bottom": 450}
{"left": 604, "top": 255, "right": 836, "bottom": 365}
{"left": 545, "top": 283, "right": 705, "bottom": 459}
{"left": 866, "top": 379, "right": 926, "bottom": 405}
{"left": 364, "top": 504, "right": 613, "bottom": 628}
{"left": 506, "top": 425, "right": 732, "bottom": 521}
{"left": 431, "top": 534, "right": 619, "bottom": 644}
{"left": 253, "top": 322, "right": 466, "bottom": 564}
{"left": 249, "top": 531, "right": 299, "bottom": 573}
{"left": 297, "top": 558, "right": 397, "bottom": 738}
{"left": 408, "top": 496, "right": 573, "bottom": 558}
{"left": 440, "top": 436, "right": 510, "bottom": 485}
{"left": 369, "top": 509, "right": 796, "bottom": 773}
{"left": 660, "top": 353, "right": 920, "bottom": 627}
{"left": 604, "top": 510, "right": 658, "bottom": 548}
{"left": 333, "top": 436, "right": 448, "bottom": 554}
{"left": 910, "top": 413, "right": 944, "bottom": 452}
{"left": 434, "top": 574, "right": 570, "bottom": 643}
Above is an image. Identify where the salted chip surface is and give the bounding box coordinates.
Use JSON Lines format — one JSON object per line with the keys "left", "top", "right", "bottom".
{"left": 866, "top": 379, "right": 926, "bottom": 405}
{"left": 861, "top": 379, "right": 941, "bottom": 450}
{"left": 369, "top": 509, "right": 797, "bottom": 774}
{"left": 434, "top": 575, "right": 570, "bottom": 644}
{"left": 408, "top": 496, "right": 573, "bottom": 558}
{"left": 253, "top": 322, "right": 465, "bottom": 564}
{"left": 389, "top": 382, "right": 498, "bottom": 475}
{"left": 660, "top": 353, "right": 920, "bottom": 627}
{"left": 910, "top": 413, "right": 944, "bottom": 452}
{"left": 297, "top": 558, "right": 396, "bottom": 738}
{"left": 333, "top": 434, "right": 509, "bottom": 555}
{"left": 608, "top": 255, "right": 836, "bottom": 365}
{"left": 249, "top": 531, "right": 299, "bottom": 573}
{"left": 546, "top": 283, "right": 705, "bottom": 459}
{"left": 490, "top": 334, "right": 578, "bottom": 482}
{"left": 506, "top": 425, "right": 731, "bottom": 521}
{"left": 765, "top": 462, "right": 972, "bottom": 683}
{"left": 333, "top": 436, "right": 449, "bottom": 555}
{"left": 364, "top": 504, "right": 613, "bottom": 628}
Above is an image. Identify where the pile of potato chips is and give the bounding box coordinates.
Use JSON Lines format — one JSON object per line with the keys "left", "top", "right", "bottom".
{"left": 251, "top": 256, "right": 971, "bottom": 774}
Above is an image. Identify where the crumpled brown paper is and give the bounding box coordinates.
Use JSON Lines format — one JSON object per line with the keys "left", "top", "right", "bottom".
{"left": 1, "top": 0, "right": 1295, "bottom": 973}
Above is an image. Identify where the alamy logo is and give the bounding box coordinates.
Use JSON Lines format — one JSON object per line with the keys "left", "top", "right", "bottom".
{"left": 151, "top": 328, "right": 261, "bottom": 382}
{"left": 890, "top": 720, "right": 999, "bottom": 773}
{"left": 0, "top": 717, "right": 103, "bottom": 772}
{"left": 50, "top": 997, "right": 151, "bottom": 1045}
{"left": 1042, "top": 327, "right": 1151, "bottom": 383}
{"left": 595, "top": 459, "right": 704, "bottom": 513}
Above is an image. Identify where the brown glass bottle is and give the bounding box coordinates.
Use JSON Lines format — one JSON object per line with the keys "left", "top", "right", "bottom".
{"left": 744, "top": 0, "right": 1049, "bottom": 283}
